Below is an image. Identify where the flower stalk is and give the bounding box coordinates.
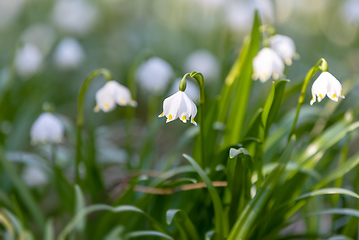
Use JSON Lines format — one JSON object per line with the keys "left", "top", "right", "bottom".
{"left": 76, "top": 68, "right": 114, "bottom": 184}
{"left": 189, "top": 72, "right": 206, "bottom": 169}
{"left": 288, "top": 58, "right": 326, "bottom": 140}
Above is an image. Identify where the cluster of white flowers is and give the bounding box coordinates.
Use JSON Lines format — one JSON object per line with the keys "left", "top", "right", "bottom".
{"left": 252, "top": 34, "right": 297, "bottom": 82}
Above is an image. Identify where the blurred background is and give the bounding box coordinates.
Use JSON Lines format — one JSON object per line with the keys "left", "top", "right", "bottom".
{"left": 0, "top": 0, "right": 359, "bottom": 236}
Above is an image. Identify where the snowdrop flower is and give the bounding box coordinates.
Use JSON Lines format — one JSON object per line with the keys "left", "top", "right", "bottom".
{"left": 15, "top": 43, "right": 43, "bottom": 79}
{"left": 30, "top": 113, "right": 64, "bottom": 145}
{"left": 159, "top": 91, "right": 197, "bottom": 125}
{"left": 252, "top": 48, "right": 284, "bottom": 82}
{"left": 21, "top": 166, "right": 48, "bottom": 187}
{"left": 184, "top": 50, "right": 220, "bottom": 82}
{"left": 53, "top": 37, "right": 85, "bottom": 70}
{"left": 170, "top": 78, "right": 200, "bottom": 103}
{"left": 94, "top": 81, "right": 137, "bottom": 112}
{"left": 136, "top": 57, "right": 173, "bottom": 93}
{"left": 270, "top": 34, "right": 297, "bottom": 65}
{"left": 52, "top": 0, "right": 98, "bottom": 36}
{"left": 310, "top": 72, "right": 345, "bottom": 105}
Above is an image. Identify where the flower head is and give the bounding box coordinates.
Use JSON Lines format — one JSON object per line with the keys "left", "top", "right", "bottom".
{"left": 170, "top": 78, "right": 200, "bottom": 103}
{"left": 15, "top": 43, "right": 43, "bottom": 79}
{"left": 270, "top": 34, "right": 296, "bottom": 65}
{"left": 310, "top": 72, "right": 345, "bottom": 105}
{"left": 53, "top": 37, "right": 85, "bottom": 70}
{"left": 159, "top": 91, "right": 197, "bottom": 125}
{"left": 30, "top": 112, "right": 64, "bottom": 145}
{"left": 21, "top": 166, "right": 48, "bottom": 188}
{"left": 136, "top": 57, "right": 173, "bottom": 93}
{"left": 252, "top": 48, "right": 284, "bottom": 82}
{"left": 94, "top": 81, "right": 137, "bottom": 112}
{"left": 184, "top": 50, "right": 220, "bottom": 82}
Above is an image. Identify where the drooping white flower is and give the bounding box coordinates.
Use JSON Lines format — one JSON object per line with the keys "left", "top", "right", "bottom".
{"left": 270, "top": 34, "right": 297, "bottom": 65}
{"left": 53, "top": 37, "right": 85, "bottom": 70}
{"left": 310, "top": 72, "right": 345, "bottom": 105}
{"left": 135, "top": 57, "right": 173, "bottom": 93}
{"left": 170, "top": 78, "right": 200, "bottom": 103}
{"left": 15, "top": 43, "right": 43, "bottom": 79}
{"left": 52, "top": 0, "right": 98, "bottom": 36}
{"left": 252, "top": 48, "right": 284, "bottom": 82}
{"left": 159, "top": 91, "right": 197, "bottom": 125}
{"left": 94, "top": 81, "right": 137, "bottom": 112}
{"left": 21, "top": 166, "right": 48, "bottom": 187}
{"left": 184, "top": 50, "right": 220, "bottom": 82}
{"left": 30, "top": 113, "right": 64, "bottom": 145}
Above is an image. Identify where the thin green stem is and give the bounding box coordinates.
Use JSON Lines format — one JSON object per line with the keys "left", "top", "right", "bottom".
{"left": 189, "top": 72, "right": 205, "bottom": 169}
{"left": 76, "top": 68, "right": 114, "bottom": 184}
{"left": 288, "top": 58, "right": 326, "bottom": 140}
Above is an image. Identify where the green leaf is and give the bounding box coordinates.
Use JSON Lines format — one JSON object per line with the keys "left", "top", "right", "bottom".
{"left": 293, "top": 188, "right": 359, "bottom": 201}
{"left": 228, "top": 136, "right": 295, "bottom": 240}
{"left": 124, "top": 230, "right": 173, "bottom": 240}
{"left": 44, "top": 219, "right": 54, "bottom": 240}
{"left": 166, "top": 209, "right": 201, "bottom": 240}
{"left": 218, "top": 11, "right": 261, "bottom": 147}
{"left": 183, "top": 154, "right": 228, "bottom": 239}
{"left": 262, "top": 80, "right": 289, "bottom": 139}
{"left": 58, "top": 205, "right": 172, "bottom": 240}
{"left": 74, "top": 185, "right": 86, "bottom": 232}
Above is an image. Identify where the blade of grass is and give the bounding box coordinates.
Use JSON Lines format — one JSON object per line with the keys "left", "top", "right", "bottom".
{"left": 166, "top": 209, "right": 201, "bottom": 240}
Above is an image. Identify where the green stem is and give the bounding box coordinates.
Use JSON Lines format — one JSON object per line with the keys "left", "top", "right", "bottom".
{"left": 288, "top": 58, "right": 326, "bottom": 140}
{"left": 189, "top": 72, "right": 205, "bottom": 169}
{"left": 76, "top": 68, "right": 114, "bottom": 184}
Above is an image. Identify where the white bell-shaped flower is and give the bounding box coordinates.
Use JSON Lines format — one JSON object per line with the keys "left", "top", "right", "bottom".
{"left": 94, "top": 81, "right": 137, "bottom": 112}
{"left": 270, "top": 34, "right": 296, "bottom": 65}
{"left": 136, "top": 57, "right": 173, "bottom": 93}
{"left": 252, "top": 48, "right": 284, "bottom": 82}
{"left": 184, "top": 50, "right": 220, "bottom": 82}
{"left": 53, "top": 37, "right": 85, "bottom": 70}
{"left": 15, "top": 43, "right": 43, "bottom": 79}
{"left": 30, "top": 112, "right": 64, "bottom": 145}
{"left": 159, "top": 91, "right": 197, "bottom": 125}
{"left": 310, "top": 72, "right": 345, "bottom": 105}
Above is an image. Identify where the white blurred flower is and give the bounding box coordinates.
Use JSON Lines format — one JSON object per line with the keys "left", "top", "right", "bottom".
{"left": 21, "top": 166, "right": 48, "bottom": 188}
{"left": 53, "top": 0, "right": 98, "bottom": 35}
{"left": 94, "top": 81, "right": 137, "bottom": 113}
{"left": 170, "top": 78, "right": 200, "bottom": 103}
{"left": 252, "top": 48, "right": 284, "bottom": 82}
{"left": 310, "top": 72, "right": 345, "bottom": 105}
{"left": 270, "top": 34, "right": 297, "bottom": 66}
{"left": 15, "top": 43, "right": 43, "bottom": 79}
{"left": 225, "top": 0, "right": 274, "bottom": 32}
{"left": 0, "top": 0, "right": 25, "bottom": 29}
{"left": 184, "top": 50, "right": 220, "bottom": 82}
{"left": 22, "top": 24, "right": 56, "bottom": 56}
{"left": 136, "top": 57, "right": 173, "bottom": 93}
{"left": 159, "top": 91, "right": 197, "bottom": 125}
{"left": 53, "top": 37, "right": 85, "bottom": 70}
{"left": 341, "top": 0, "right": 359, "bottom": 24}
{"left": 30, "top": 113, "right": 64, "bottom": 145}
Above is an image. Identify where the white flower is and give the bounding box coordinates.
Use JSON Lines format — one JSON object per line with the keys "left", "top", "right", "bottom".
{"left": 159, "top": 91, "right": 197, "bottom": 125}
{"left": 15, "top": 43, "right": 43, "bottom": 79}
{"left": 21, "top": 166, "right": 48, "bottom": 187}
{"left": 52, "top": 0, "right": 98, "bottom": 36}
{"left": 270, "top": 34, "right": 297, "bottom": 65}
{"left": 53, "top": 37, "right": 85, "bottom": 70}
{"left": 310, "top": 72, "right": 345, "bottom": 105}
{"left": 184, "top": 50, "right": 220, "bottom": 82}
{"left": 136, "top": 57, "right": 173, "bottom": 93}
{"left": 170, "top": 78, "right": 200, "bottom": 103}
{"left": 94, "top": 81, "right": 137, "bottom": 112}
{"left": 30, "top": 113, "right": 64, "bottom": 145}
{"left": 252, "top": 48, "right": 284, "bottom": 82}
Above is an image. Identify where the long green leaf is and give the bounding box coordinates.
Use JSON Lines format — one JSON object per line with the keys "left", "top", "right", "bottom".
{"left": 293, "top": 188, "right": 359, "bottom": 201}
{"left": 183, "top": 154, "right": 228, "bottom": 239}
{"left": 124, "top": 230, "right": 173, "bottom": 240}
{"left": 166, "top": 209, "right": 200, "bottom": 240}
{"left": 228, "top": 136, "right": 295, "bottom": 239}
{"left": 74, "top": 185, "right": 86, "bottom": 232}
{"left": 219, "top": 11, "right": 261, "bottom": 147}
